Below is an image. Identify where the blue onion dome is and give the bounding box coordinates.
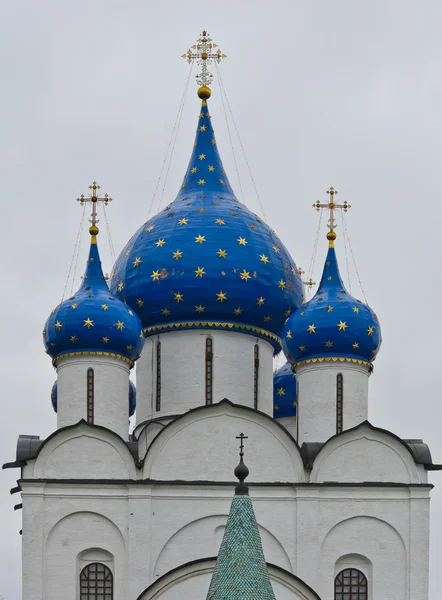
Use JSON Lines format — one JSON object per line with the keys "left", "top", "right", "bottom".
{"left": 282, "top": 239, "right": 381, "bottom": 366}
{"left": 109, "top": 98, "right": 303, "bottom": 352}
{"left": 51, "top": 378, "right": 137, "bottom": 416}
{"left": 273, "top": 362, "right": 297, "bottom": 419}
{"left": 43, "top": 226, "right": 144, "bottom": 365}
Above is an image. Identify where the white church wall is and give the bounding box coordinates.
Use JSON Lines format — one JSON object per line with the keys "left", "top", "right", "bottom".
{"left": 57, "top": 354, "right": 130, "bottom": 439}
{"left": 310, "top": 424, "right": 421, "bottom": 484}
{"left": 136, "top": 330, "right": 274, "bottom": 424}
{"left": 142, "top": 402, "right": 305, "bottom": 482}
{"left": 296, "top": 361, "right": 369, "bottom": 444}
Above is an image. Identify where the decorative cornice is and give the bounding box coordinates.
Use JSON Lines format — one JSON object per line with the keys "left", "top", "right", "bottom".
{"left": 53, "top": 351, "right": 134, "bottom": 368}
{"left": 293, "top": 356, "right": 372, "bottom": 370}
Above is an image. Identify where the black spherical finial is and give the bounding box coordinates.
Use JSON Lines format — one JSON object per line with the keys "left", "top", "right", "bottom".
{"left": 234, "top": 433, "right": 249, "bottom": 494}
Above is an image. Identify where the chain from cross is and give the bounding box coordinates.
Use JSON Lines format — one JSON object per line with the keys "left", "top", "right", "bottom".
{"left": 76, "top": 181, "right": 112, "bottom": 229}
{"left": 182, "top": 30, "right": 226, "bottom": 88}
{"left": 236, "top": 433, "right": 248, "bottom": 456}
{"left": 313, "top": 187, "right": 351, "bottom": 239}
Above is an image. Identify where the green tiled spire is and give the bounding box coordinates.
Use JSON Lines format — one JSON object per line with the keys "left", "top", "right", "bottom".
{"left": 206, "top": 434, "right": 276, "bottom": 599}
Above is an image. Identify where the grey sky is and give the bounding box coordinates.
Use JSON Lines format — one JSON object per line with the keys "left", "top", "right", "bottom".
{"left": 1, "top": 1, "right": 441, "bottom": 597}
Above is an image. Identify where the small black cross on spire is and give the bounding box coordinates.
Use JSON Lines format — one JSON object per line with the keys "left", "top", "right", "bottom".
{"left": 234, "top": 433, "right": 249, "bottom": 493}
{"left": 236, "top": 432, "right": 248, "bottom": 455}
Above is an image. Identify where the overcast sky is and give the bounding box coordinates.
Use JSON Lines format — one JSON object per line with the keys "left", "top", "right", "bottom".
{"left": 1, "top": 1, "right": 442, "bottom": 598}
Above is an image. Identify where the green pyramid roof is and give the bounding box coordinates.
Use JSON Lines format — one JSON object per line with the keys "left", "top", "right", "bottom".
{"left": 205, "top": 489, "right": 276, "bottom": 599}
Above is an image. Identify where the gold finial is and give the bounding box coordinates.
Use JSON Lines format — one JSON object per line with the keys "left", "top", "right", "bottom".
{"left": 182, "top": 30, "right": 226, "bottom": 98}
{"left": 77, "top": 181, "right": 112, "bottom": 242}
{"left": 313, "top": 187, "right": 351, "bottom": 247}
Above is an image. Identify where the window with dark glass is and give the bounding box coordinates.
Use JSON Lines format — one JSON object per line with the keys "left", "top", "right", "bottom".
{"left": 336, "top": 373, "right": 343, "bottom": 434}
{"left": 156, "top": 341, "right": 161, "bottom": 412}
{"left": 205, "top": 337, "right": 213, "bottom": 405}
{"left": 253, "top": 344, "right": 259, "bottom": 409}
{"left": 80, "top": 563, "right": 113, "bottom": 599}
{"left": 87, "top": 368, "right": 94, "bottom": 424}
{"left": 335, "top": 568, "right": 367, "bottom": 600}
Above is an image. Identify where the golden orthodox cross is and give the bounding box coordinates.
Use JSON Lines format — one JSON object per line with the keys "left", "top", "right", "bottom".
{"left": 313, "top": 187, "right": 351, "bottom": 243}
{"left": 298, "top": 268, "right": 316, "bottom": 290}
{"left": 182, "top": 30, "right": 226, "bottom": 90}
{"left": 77, "top": 181, "right": 112, "bottom": 230}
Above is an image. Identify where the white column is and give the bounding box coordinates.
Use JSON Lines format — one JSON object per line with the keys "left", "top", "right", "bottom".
{"left": 135, "top": 329, "right": 274, "bottom": 424}
{"left": 56, "top": 354, "right": 130, "bottom": 439}
{"left": 295, "top": 361, "right": 370, "bottom": 445}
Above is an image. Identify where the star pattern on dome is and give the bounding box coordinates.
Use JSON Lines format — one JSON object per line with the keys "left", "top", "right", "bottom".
{"left": 133, "top": 257, "right": 142, "bottom": 267}
{"left": 172, "top": 250, "right": 183, "bottom": 260}
{"left": 338, "top": 321, "right": 348, "bottom": 331}
{"left": 174, "top": 292, "right": 184, "bottom": 303}
{"left": 217, "top": 291, "right": 227, "bottom": 302}
{"left": 195, "top": 234, "right": 206, "bottom": 243}
{"left": 84, "top": 318, "right": 93, "bottom": 328}
{"left": 195, "top": 266, "right": 205, "bottom": 277}
{"left": 195, "top": 305, "right": 205, "bottom": 313}
{"left": 217, "top": 249, "right": 227, "bottom": 258}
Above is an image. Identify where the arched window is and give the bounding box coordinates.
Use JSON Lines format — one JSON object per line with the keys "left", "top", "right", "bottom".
{"left": 335, "top": 568, "right": 367, "bottom": 600}
{"left": 336, "top": 373, "right": 343, "bottom": 434}
{"left": 253, "top": 344, "right": 259, "bottom": 409}
{"left": 156, "top": 340, "right": 161, "bottom": 412}
{"left": 205, "top": 337, "right": 213, "bottom": 404}
{"left": 80, "top": 562, "right": 113, "bottom": 599}
{"left": 87, "top": 368, "right": 94, "bottom": 424}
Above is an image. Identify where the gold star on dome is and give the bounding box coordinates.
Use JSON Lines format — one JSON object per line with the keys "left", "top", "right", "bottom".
{"left": 327, "top": 276, "right": 332, "bottom": 281}
{"left": 195, "top": 234, "right": 206, "bottom": 243}
{"left": 338, "top": 321, "right": 348, "bottom": 331}
{"left": 128, "top": 310, "right": 133, "bottom": 316}
{"left": 208, "top": 165, "right": 215, "bottom": 172}
{"left": 260, "top": 254, "right": 269, "bottom": 264}
{"left": 125, "top": 249, "right": 131, "bottom": 256}
{"left": 199, "top": 112, "right": 204, "bottom": 119}
{"left": 300, "top": 310, "right": 305, "bottom": 316}
{"left": 264, "top": 315, "right": 272, "bottom": 322}
{"left": 54, "top": 321, "right": 62, "bottom": 330}
{"left": 198, "top": 208, "right": 205, "bottom": 213}
{"left": 161, "top": 308, "right": 171, "bottom": 316}
{"left": 233, "top": 307, "right": 243, "bottom": 315}
{"left": 240, "top": 269, "right": 251, "bottom": 281}
{"left": 219, "top": 179, "right": 225, "bottom": 185}
{"left": 126, "top": 345, "right": 133, "bottom": 350}
{"left": 102, "top": 336, "right": 109, "bottom": 343}
{"left": 367, "top": 326, "right": 374, "bottom": 336}
{"left": 326, "top": 306, "right": 333, "bottom": 312}
{"left": 140, "top": 331, "right": 144, "bottom": 338}
{"left": 118, "top": 281, "right": 124, "bottom": 291}
{"left": 172, "top": 250, "right": 183, "bottom": 260}
{"left": 272, "top": 245, "right": 280, "bottom": 253}
{"left": 352, "top": 342, "right": 359, "bottom": 349}
{"left": 137, "top": 299, "right": 144, "bottom": 307}
{"left": 277, "top": 387, "right": 286, "bottom": 396}
{"left": 133, "top": 257, "right": 142, "bottom": 267}
{"left": 217, "top": 291, "right": 227, "bottom": 302}
{"left": 174, "top": 292, "right": 184, "bottom": 303}
{"left": 146, "top": 225, "right": 155, "bottom": 232}
{"left": 195, "top": 305, "right": 205, "bottom": 313}
{"left": 116, "top": 321, "right": 125, "bottom": 330}
{"left": 237, "top": 237, "right": 247, "bottom": 246}
{"left": 308, "top": 324, "right": 316, "bottom": 334}
{"left": 215, "top": 218, "right": 225, "bottom": 225}
{"left": 300, "top": 345, "right": 306, "bottom": 352}
{"left": 151, "top": 270, "right": 160, "bottom": 281}
{"left": 70, "top": 335, "right": 77, "bottom": 343}
{"left": 101, "top": 304, "right": 109, "bottom": 311}
{"left": 229, "top": 211, "right": 237, "bottom": 216}
{"left": 211, "top": 139, "right": 216, "bottom": 145}
{"left": 178, "top": 219, "right": 189, "bottom": 227}
{"left": 278, "top": 280, "right": 286, "bottom": 290}
{"left": 198, "top": 179, "right": 205, "bottom": 185}
{"left": 353, "top": 306, "right": 360, "bottom": 313}
{"left": 286, "top": 330, "right": 292, "bottom": 339}
{"left": 84, "top": 318, "right": 94, "bottom": 329}
{"left": 257, "top": 297, "right": 265, "bottom": 306}
{"left": 200, "top": 125, "right": 207, "bottom": 132}
{"left": 325, "top": 340, "right": 333, "bottom": 348}
{"left": 195, "top": 266, "right": 206, "bottom": 277}
{"left": 284, "top": 308, "right": 292, "bottom": 318}
{"left": 51, "top": 308, "right": 56, "bottom": 314}
{"left": 156, "top": 239, "right": 166, "bottom": 247}
{"left": 274, "top": 405, "right": 280, "bottom": 411}
{"left": 71, "top": 303, "right": 78, "bottom": 309}
{"left": 198, "top": 153, "right": 206, "bottom": 160}
{"left": 217, "top": 249, "right": 227, "bottom": 258}
{"left": 249, "top": 224, "right": 257, "bottom": 231}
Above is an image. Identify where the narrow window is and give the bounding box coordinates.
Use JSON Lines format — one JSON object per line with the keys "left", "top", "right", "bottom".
{"left": 156, "top": 341, "right": 161, "bottom": 412}
{"left": 205, "top": 337, "right": 213, "bottom": 405}
{"left": 87, "top": 368, "right": 94, "bottom": 424}
{"left": 335, "top": 568, "right": 367, "bottom": 600}
{"left": 253, "top": 344, "right": 259, "bottom": 409}
{"left": 336, "top": 373, "right": 343, "bottom": 434}
{"left": 80, "top": 562, "right": 113, "bottom": 599}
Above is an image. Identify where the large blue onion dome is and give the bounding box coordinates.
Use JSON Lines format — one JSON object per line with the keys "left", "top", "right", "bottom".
{"left": 43, "top": 227, "right": 144, "bottom": 366}
{"left": 51, "top": 378, "right": 137, "bottom": 417}
{"left": 282, "top": 240, "right": 381, "bottom": 366}
{"left": 110, "top": 98, "right": 303, "bottom": 352}
{"left": 273, "top": 362, "right": 297, "bottom": 419}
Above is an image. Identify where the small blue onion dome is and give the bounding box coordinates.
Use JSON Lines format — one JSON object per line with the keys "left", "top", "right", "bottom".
{"left": 43, "top": 227, "right": 144, "bottom": 365}
{"left": 51, "top": 379, "right": 137, "bottom": 416}
{"left": 110, "top": 99, "right": 303, "bottom": 352}
{"left": 282, "top": 241, "right": 381, "bottom": 365}
{"left": 273, "top": 362, "right": 297, "bottom": 419}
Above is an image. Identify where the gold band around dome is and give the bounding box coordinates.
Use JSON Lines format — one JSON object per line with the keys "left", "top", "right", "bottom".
{"left": 144, "top": 320, "right": 282, "bottom": 348}
{"left": 52, "top": 351, "right": 134, "bottom": 368}
{"left": 292, "top": 356, "right": 373, "bottom": 370}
